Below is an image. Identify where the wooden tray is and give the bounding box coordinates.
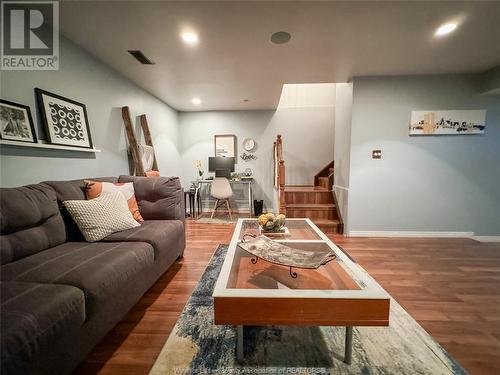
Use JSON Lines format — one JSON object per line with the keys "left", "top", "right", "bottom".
{"left": 260, "top": 226, "right": 291, "bottom": 237}
{"left": 238, "top": 235, "right": 336, "bottom": 269}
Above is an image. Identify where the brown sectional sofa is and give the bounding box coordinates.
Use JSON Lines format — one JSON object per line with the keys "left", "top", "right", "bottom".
{"left": 0, "top": 175, "right": 185, "bottom": 375}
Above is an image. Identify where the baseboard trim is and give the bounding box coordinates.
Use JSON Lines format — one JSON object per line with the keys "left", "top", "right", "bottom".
{"left": 347, "top": 231, "right": 475, "bottom": 238}
{"left": 472, "top": 236, "right": 500, "bottom": 242}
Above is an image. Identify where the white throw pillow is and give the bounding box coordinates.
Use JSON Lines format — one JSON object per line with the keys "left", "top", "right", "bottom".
{"left": 63, "top": 191, "right": 140, "bottom": 242}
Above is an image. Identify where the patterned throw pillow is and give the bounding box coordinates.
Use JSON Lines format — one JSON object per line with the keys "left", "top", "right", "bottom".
{"left": 63, "top": 192, "right": 140, "bottom": 242}
{"left": 84, "top": 180, "right": 143, "bottom": 222}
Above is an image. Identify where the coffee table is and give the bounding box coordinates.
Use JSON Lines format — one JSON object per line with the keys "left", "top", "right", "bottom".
{"left": 212, "top": 218, "right": 390, "bottom": 364}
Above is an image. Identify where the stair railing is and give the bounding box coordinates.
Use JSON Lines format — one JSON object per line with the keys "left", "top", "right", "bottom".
{"left": 274, "top": 134, "right": 286, "bottom": 214}
{"left": 314, "top": 160, "right": 334, "bottom": 189}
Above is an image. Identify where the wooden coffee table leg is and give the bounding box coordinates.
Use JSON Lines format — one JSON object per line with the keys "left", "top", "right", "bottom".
{"left": 236, "top": 325, "right": 244, "bottom": 363}
{"left": 344, "top": 326, "right": 353, "bottom": 364}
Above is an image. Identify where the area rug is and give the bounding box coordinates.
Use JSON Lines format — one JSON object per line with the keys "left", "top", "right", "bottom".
{"left": 149, "top": 245, "right": 468, "bottom": 375}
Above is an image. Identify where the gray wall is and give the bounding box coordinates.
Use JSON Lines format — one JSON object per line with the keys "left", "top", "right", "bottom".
{"left": 478, "top": 65, "right": 500, "bottom": 95}
{"left": 271, "top": 107, "right": 335, "bottom": 186}
{"left": 0, "top": 37, "right": 180, "bottom": 187}
{"left": 348, "top": 75, "right": 500, "bottom": 236}
{"left": 179, "top": 108, "right": 335, "bottom": 211}
{"left": 179, "top": 110, "right": 275, "bottom": 211}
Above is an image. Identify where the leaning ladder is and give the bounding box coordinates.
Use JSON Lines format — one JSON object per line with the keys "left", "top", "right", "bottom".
{"left": 121, "top": 106, "right": 159, "bottom": 176}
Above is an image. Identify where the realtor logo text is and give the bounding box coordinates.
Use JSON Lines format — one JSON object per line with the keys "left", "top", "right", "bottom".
{"left": 1, "top": 1, "right": 59, "bottom": 70}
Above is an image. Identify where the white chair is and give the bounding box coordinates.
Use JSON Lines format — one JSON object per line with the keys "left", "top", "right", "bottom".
{"left": 210, "top": 178, "right": 233, "bottom": 219}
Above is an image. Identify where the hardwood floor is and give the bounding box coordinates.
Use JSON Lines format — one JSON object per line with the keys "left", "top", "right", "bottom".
{"left": 75, "top": 220, "right": 500, "bottom": 375}
{"left": 74, "top": 220, "right": 234, "bottom": 375}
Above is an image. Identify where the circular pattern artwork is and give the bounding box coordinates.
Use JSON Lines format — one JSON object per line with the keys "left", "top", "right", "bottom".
{"left": 49, "top": 102, "right": 85, "bottom": 141}
{"left": 36, "top": 88, "right": 93, "bottom": 149}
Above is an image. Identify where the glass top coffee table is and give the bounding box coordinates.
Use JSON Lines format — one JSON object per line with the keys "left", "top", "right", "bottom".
{"left": 213, "top": 218, "right": 390, "bottom": 364}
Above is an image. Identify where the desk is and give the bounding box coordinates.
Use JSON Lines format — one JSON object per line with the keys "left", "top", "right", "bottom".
{"left": 193, "top": 179, "right": 254, "bottom": 218}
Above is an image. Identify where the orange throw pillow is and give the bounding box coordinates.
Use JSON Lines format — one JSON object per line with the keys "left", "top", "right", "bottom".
{"left": 146, "top": 170, "right": 160, "bottom": 177}
{"left": 84, "top": 180, "right": 144, "bottom": 223}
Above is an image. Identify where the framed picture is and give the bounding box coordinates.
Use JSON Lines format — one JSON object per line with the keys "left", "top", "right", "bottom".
{"left": 214, "top": 134, "right": 236, "bottom": 158}
{"left": 0, "top": 99, "right": 37, "bottom": 143}
{"left": 409, "top": 110, "right": 486, "bottom": 135}
{"left": 35, "top": 88, "right": 93, "bottom": 148}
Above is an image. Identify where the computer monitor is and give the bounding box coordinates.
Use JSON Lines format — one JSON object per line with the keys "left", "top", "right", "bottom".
{"left": 208, "top": 157, "right": 235, "bottom": 175}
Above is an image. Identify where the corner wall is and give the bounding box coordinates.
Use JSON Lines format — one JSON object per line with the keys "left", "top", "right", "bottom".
{"left": 348, "top": 75, "right": 500, "bottom": 236}
{"left": 179, "top": 107, "right": 335, "bottom": 211}
{"left": 0, "top": 37, "right": 180, "bottom": 187}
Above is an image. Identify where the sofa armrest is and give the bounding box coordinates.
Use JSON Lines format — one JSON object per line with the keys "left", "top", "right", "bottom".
{"left": 118, "top": 175, "right": 185, "bottom": 222}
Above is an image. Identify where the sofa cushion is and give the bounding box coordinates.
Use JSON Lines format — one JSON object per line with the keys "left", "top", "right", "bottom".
{"left": 0, "top": 281, "right": 85, "bottom": 369}
{"left": 118, "top": 175, "right": 184, "bottom": 221}
{"left": 84, "top": 180, "right": 144, "bottom": 222}
{"left": 63, "top": 192, "right": 140, "bottom": 242}
{"left": 0, "top": 184, "right": 66, "bottom": 265}
{"left": 101, "top": 220, "right": 184, "bottom": 260}
{"left": 42, "top": 177, "right": 118, "bottom": 202}
{"left": 0, "top": 242, "right": 154, "bottom": 316}
{"left": 42, "top": 177, "right": 117, "bottom": 241}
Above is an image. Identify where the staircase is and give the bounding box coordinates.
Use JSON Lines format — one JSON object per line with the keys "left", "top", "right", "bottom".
{"left": 284, "top": 162, "right": 343, "bottom": 234}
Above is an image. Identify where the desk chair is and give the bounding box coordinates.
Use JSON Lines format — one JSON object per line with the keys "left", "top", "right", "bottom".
{"left": 210, "top": 178, "right": 233, "bottom": 219}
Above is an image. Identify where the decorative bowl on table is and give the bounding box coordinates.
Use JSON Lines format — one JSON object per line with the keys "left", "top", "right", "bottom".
{"left": 258, "top": 213, "right": 287, "bottom": 234}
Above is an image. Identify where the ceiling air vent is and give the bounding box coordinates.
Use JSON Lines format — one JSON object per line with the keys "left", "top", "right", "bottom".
{"left": 128, "top": 50, "right": 155, "bottom": 65}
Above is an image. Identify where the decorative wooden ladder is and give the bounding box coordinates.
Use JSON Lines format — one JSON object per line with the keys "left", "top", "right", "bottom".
{"left": 121, "top": 106, "right": 159, "bottom": 176}
{"left": 285, "top": 161, "right": 343, "bottom": 234}
{"left": 274, "top": 134, "right": 286, "bottom": 215}
{"left": 139, "top": 114, "right": 159, "bottom": 172}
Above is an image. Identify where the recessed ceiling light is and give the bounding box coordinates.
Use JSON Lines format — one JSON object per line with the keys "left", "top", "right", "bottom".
{"left": 191, "top": 97, "right": 201, "bottom": 105}
{"left": 435, "top": 22, "right": 458, "bottom": 37}
{"left": 181, "top": 32, "right": 199, "bottom": 45}
{"left": 271, "top": 31, "right": 291, "bottom": 44}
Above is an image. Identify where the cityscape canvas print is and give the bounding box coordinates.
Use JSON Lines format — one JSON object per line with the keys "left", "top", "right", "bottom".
{"left": 35, "top": 88, "right": 93, "bottom": 148}
{"left": 0, "top": 100, "right": 37, "bottom": 143}
{"left": 409, "top": 110, "right": 486, "bottom": 135}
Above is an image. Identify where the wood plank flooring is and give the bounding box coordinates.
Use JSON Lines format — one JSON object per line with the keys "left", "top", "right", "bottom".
{"left": 74, "top": 220, "right": 500, "bottom": 375}
{"left": 73, "top": 220, "right": 234, "bottom": 375}
{"left": 333, "top": 236, "right": 500, "bottom": 375}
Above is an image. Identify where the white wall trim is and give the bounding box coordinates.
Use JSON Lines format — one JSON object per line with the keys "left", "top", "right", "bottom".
{"left": 472, "top": 236, "right": 500, "bottom": 242}
{"left": 333, "top": 184, "right": 349, "bottom": 191}
{"left": 347, "top": 231, "right": 474, "bottom": 238}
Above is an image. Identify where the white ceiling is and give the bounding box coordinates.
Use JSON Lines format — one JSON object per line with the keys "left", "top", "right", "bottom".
{"left": 59, "top": 1, "right": 500, "bottom": 111}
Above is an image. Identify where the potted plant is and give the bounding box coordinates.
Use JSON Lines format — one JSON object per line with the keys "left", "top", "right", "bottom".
{"left": 195, "top": 160, "right": 204, "bottom": 180}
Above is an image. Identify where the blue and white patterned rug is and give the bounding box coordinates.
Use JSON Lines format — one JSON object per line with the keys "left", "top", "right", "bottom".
{"left": 149, "top": 245, "right": 468, "bottom": 375}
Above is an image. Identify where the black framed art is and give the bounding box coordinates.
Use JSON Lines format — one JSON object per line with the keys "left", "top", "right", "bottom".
{"left": 35, "top": 88, "right": 93, "bottom": 149}
{"left": 214, "top": 134, "right": 236, "bottom": 158}
{"left": 0, "top": 99, "right": 37, "bottom": 143}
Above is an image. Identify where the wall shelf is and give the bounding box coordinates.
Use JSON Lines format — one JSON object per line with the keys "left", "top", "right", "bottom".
{"left": 0, "top": 140, "right": 101, "bottom": 153}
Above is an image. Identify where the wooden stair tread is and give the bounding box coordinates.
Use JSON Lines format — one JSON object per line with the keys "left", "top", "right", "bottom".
{"left": 286, "top": 203, "right": 335, "bottom": 209}
{"left": 283, "top": 160, "right": 342, "bottom": 234}
{"left": 313, "top": 219, "right": 341, "bottom": 225}
{"left": 285, "top": 185, "right": 329, "bottom": 192}
{"left": 313, "top": 219, "right": 341, "bottom": 234}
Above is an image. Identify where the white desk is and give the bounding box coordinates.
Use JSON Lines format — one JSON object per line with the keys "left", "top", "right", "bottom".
{"left": 192, "top": 179, "right": 254, "bottom": 218}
